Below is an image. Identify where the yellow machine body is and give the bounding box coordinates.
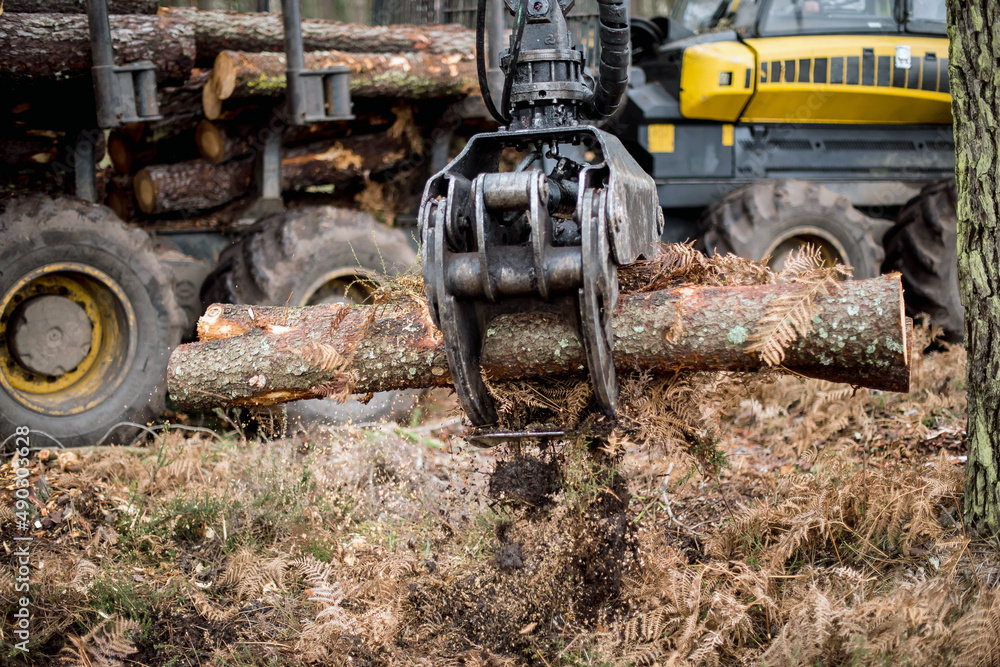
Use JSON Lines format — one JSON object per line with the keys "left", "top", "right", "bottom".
{"left": 676, "top": 34, "right": 951, "bottom": 125}
{"left": 679, "top": 41, "right": 757, "bottom": 121}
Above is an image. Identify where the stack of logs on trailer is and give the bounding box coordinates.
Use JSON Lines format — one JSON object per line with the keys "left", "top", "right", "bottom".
{"left": 0, "top": 1, "right": 482, "bottom": 227}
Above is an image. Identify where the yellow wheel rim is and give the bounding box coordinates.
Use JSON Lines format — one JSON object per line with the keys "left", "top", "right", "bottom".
{"left": 0, "top": 263, "right": 137, "bottom": 416}
{"left": 763, "top": 227, "right": 849, "bottom": 272}
{"left": 300, "top": 269, "right": 380, "bottom": 307}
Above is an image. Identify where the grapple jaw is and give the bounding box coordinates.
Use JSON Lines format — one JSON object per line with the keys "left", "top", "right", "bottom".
{"left": 419, "top": 126, "right": 662, "bottom": 427}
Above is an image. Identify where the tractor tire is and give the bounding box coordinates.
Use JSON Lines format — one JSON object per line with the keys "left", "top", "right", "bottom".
{"left": 881, "top": 178, "right": 962, "bottom": 343}
{"left": 0, "top": 197, "right": 184, "bottom": 449}
{"left": 700, "top": 180, "right": 885, "bottom": 279}
{"left": 201, "top": 206, "right": 419, "bottom": 425}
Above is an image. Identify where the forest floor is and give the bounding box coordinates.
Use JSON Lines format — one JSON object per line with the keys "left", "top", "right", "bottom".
{"left": 2, "top": 326, "right": 998, "bottom": 666}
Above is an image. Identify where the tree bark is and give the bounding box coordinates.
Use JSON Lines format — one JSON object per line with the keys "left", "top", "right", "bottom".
{"left": 167, "top": 274, "right": 911, "bottom": 411}
{"left": 134, "top": 159, "right": 254, "bottom": 215}
{"left": 948, "top": 0, "right": 1000, "bottom": 535}
{"left": 0, "top": 13, "right": 195, "bottom": 84}
{"left": 159, "top": 7, "right": 476, "bottom": 66}
{"left": 3, "top": 0, "right": 160, "bottom": 12}
{"left": 203, "top": 50, "right": 477, "bottom": 118}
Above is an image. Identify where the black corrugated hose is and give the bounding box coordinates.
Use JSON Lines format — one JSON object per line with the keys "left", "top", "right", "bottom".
{"left": 476, "top": 0, "right": 507, "bottom": 124}
{"left": 591, "top": 0, "right": 631, "bottom": 120}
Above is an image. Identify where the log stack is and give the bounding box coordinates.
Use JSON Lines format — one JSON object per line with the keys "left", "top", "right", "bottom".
{"left": 1, "top": 7, "right": 480, "bottom": 219}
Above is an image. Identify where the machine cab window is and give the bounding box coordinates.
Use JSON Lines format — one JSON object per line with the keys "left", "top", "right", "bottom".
{"left": 761, "top": 0, "right": 895, "bottom": 35}
{"left": 672, "top": 0, "right": 946, "bottom": 36}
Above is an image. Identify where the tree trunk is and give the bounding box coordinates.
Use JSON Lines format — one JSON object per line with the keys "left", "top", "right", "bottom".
{"left": 167, "top": 275, "right": 911, "bottom": 411}
{"left": 203, "top": 50, "right": 477, "bottom": 118}
{"left": 948, "top": 0, "right": 1000, "bottom": 535}
{"left": 159, "top": 7, "right": 476, "bottom": 66}
{"left": 0, "top": 13, "right": 195, "bottom": 84}
{"left": 134, "top": 159, "right": 254, "bottom": 215}
{"left": 3, "top": 0, "right": 160, "bottom": 12}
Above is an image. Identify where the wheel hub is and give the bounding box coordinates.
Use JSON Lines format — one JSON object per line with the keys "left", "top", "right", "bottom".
{"left": 10, "top": 295, "right": 93, "bottom": 376}
{"left": 0, "top": 264, "right": 136, "bottom": 415}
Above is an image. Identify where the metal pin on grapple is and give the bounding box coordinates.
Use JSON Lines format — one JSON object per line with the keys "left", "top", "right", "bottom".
{"left": 419, "top": 0, "right": 664, "bottom": 433}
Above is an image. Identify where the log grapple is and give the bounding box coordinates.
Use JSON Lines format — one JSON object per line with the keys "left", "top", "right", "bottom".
{"left": 419, "top": 0, "right": 663, "bottom": 426}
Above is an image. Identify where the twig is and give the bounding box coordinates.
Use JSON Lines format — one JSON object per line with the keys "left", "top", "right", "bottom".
{"left": 648, "top": 462, "right": 703, "bottom": 536}
{"left": 557, "top": 633, "right": 584, "bottom": 658}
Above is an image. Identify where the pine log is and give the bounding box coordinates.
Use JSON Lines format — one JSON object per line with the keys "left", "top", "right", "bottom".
{"left": 159, "top": 7, "right": 476, "bottom": 66}
{"left": 167, "top": 274, "right": 912, "bottom": 411}
{"left": 3, "top": 0, "right": 160, "bottom": 12}
{"left": 0, "top": 13, "right": 195, "bottom": 84}
{"left": 203, "top": 50, "right": 476, "bottom": 118}
{"left": 108, "top": 126, "right": 199, "bottom": 174}
{"left": 105, "top": 179, "right": 137, "bottom": 221}
{"left": 158, "top": 69, "right": 215, "bottom": 119}
{"left": 195, "top": 119, "right": 256, "bottom": 164}
{"left": 134, "top": 159, "right": 254, "bottom": 215}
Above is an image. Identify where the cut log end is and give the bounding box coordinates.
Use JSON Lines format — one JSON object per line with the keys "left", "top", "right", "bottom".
{"left": 134, "top": 170, "right": 157, "bottom": 215}
{"left": 202, "top": 74, "right": 223, "bottom": 121}
{"left": 107, "top": 133, "right": 132, "bottom": 174}
{"left": 897, "top": 274, "right": 909, "bottom": 366}
{"left": 212, "top": 52, "right": 237, "bottom": 100}
{"left": 196, "top": 119, "right": 225, "bottom": 164}
{"left": 106, "top": 187, "right": 134, "bottom": 221}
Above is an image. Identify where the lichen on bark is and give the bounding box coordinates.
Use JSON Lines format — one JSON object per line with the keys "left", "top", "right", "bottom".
{"left": 948, "top": 0, "right": 1000, "bottom": 534}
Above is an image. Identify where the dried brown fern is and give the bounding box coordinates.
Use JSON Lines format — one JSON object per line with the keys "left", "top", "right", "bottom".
{"left": 69, "top": 559, "right": 98, "bottom": 593}
{"left": 619, "top": 243, "right": 775, "bottom": 294}
{"left": 708, "top": 451, "right": 965, "bottom": 567}
{"left": 745, "top": 245, "right": 851, "bottom": 367}
{"left": 483, "top": 376, "right": 594, "bottom": 429}
{"left": 605, "top": 548, "right": 769, "bottom": 667}
{"left": 292, "top": 555, "right": 337, "bottom": 588}
{"left": 59, "top": 616, "right": 140, "bottom": 667}
{"left": 953, "top": 589, "right": 1000, "bottom": 667}
{"left": 292, "top": 341, "right": 349, "bottom": 373}
{"left": 220, "top": 550, "right": 293, "bottom": 600}
{"left": 191, "top": 591, "right": 239, "bottom": 623}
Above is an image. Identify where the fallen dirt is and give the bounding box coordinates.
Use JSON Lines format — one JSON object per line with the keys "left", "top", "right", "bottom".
{"left": 2, "top": 331, "right": 998, "bottom": 666}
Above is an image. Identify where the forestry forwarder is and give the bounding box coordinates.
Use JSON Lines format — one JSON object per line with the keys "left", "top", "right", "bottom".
{"left": 618, "top": 0, "right": 958, "bottom": 336}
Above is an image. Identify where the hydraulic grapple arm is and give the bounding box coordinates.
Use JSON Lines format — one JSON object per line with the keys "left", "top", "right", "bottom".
{"left": 419, "top": 0, "right": 663, "bottom": 428}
